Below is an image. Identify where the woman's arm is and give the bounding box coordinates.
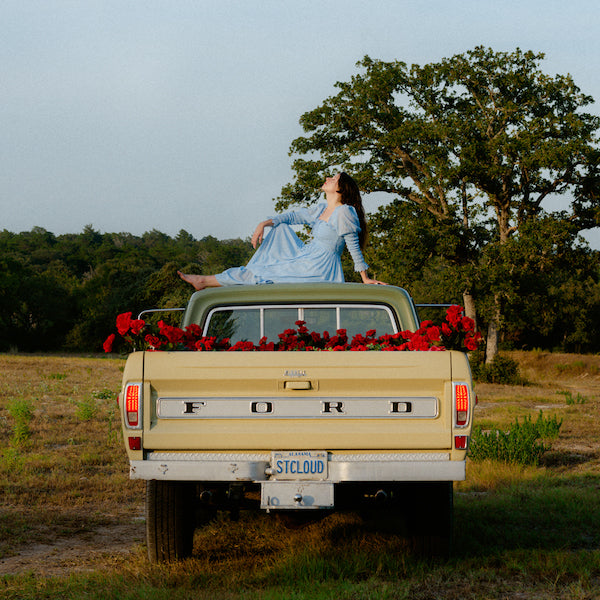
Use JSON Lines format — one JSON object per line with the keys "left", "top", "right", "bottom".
{"left": 251, "top": 219, "right": 274, "bottom": 248}
{"left": 252, "top": 205, "right": 322, "bottom": 249}
{"left": 343, "top": 230, "right": 388, "bottom": 285}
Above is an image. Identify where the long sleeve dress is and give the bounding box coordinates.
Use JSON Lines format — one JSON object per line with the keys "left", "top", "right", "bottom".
{"left": 215, "top": 203, "right": 369, "bottom": 286}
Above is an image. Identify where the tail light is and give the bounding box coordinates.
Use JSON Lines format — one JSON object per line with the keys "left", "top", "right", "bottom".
{"left": 453, "top": 382, "right": 470, "bottom": 427}
{"left": 128, "top": 436, "right": 142, "bottom": 451}
{"left": 455, "top": 435, "right": 468, "bottom": 449}
{"left": 124, "top": 383, "right": 142, "bottom": 429}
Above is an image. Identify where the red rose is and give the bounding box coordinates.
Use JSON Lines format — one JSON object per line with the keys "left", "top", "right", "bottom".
{"left": 195, "top": 337, "right": 216, "bottom": 351}
{"left": 116, "top": 312, "right": 132, "bottom": 336}
{"left": 351, "top": 334, "right": 366, "bottom": 346}
{"left": 461, "top": 316, "right": 475, "bottom": 331}
{"left": 145, "top": 334, "right": 162, "bottom": 349}
{"left": 257, "top": 341, "right": 276, "bottom": 351}
{"left": 159, "top": 322, "right": 185, "bottom": 345}
{"left": 465, "top": 332, "right": 482, "bottom": 351}
{"left": 446, "top": 305, "right": 463, "bottom": 327}
{"left": 441, "top": 323, "right": 453, "bottom": 337}
{"left": 229, "top": 341, "right": 255, "bottom": 352}
{"left": 426, "top": 326, "right": 441, "bottom": 342}
{"left": 103, "top": 333, "right": 115, "bottom": 353}
{"left": 130, "top": 319, "right": 145, "bottom": 335}
{"left": 465, "top": 337, "right": 479, "bottom": 351}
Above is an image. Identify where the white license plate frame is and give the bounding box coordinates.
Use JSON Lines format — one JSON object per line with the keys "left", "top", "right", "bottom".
{"left": 270, "top": 450, "right": 328, "bottom": 481}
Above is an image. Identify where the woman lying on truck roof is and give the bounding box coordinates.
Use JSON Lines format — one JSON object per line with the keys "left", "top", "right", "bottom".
{"left": 178, "top": 172, "right": 387, "bottom": 290}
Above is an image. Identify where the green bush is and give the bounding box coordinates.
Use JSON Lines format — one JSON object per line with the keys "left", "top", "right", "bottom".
{"left": 469, "top": 411, "right": 562, "bottom": 466}
{"left": 470, "top": 352, "right": 525, "bottom": 385}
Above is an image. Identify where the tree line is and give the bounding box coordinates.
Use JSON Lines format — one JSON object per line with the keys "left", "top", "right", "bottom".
{"left": 0, "top": 226, "right": 253, "bottom": 352}
{"left": 0, "top": 221, "right": 598, "bottom": 354}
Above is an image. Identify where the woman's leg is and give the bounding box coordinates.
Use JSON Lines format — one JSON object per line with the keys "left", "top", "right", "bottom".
{"left": 177, "top": 272, "right": 221, "bottom": 291}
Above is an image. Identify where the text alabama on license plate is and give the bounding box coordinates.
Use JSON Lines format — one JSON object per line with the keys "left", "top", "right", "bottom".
{"left": 270, "top": 450, "right": 328, "bottom": 480}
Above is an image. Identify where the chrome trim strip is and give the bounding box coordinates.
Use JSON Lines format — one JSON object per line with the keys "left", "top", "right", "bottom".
{"left": 156, "top": 396, "right": 440, "bottom": 419}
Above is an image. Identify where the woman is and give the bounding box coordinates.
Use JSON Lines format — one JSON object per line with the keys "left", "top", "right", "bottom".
{"left": 178, "top": 172, "right": 386, "bottom": 290}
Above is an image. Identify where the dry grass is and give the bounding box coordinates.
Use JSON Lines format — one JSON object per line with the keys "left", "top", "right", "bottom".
{"left": 1, "top": 351, "right": 600, "bottom": 599}
{"left": 0, "top": 354, "right": 144, "bottom": 569}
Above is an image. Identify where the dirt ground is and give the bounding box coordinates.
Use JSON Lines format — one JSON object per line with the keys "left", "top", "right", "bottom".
{"left": 0, "top": 518, "right": 144, "bottom": 577}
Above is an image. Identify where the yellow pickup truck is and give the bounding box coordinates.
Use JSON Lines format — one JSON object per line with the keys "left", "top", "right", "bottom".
{"left": 118, "top": 283, "right": 474, "bottom": 561}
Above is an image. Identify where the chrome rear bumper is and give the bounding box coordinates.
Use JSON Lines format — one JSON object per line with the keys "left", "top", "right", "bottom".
{"left": 130, "top": 451, "right": 465, "bottom": 482}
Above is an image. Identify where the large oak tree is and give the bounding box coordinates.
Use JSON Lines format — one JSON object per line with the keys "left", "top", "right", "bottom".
{"left": 277, "top": 47, "right": 600, "bottom": 361}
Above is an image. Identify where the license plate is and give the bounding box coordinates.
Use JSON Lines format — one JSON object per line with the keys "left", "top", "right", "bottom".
{"left": 270, "top": 450, "right": 328, "bottom": 480}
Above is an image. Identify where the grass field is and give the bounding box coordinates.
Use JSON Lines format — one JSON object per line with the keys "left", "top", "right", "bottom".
{"left": 0, "top": 351, "right": 599, "bottom": 599}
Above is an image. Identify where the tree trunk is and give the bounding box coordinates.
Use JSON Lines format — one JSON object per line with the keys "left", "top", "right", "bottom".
{"left": 462, "top": 291, "right": 478, "bottom": 330}
{"left": 486, "top": 319, "right": 499, "bottom": 364}
{"left": 485, "top": 294, "right": 501, "bottom": 364}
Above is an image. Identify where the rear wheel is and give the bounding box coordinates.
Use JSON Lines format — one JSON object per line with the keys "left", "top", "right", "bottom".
{"left": 407, "top": 481, "right": 454, "bottom": 557}
{"left": 146, "top": 480, "right": 196, "bottom": 563}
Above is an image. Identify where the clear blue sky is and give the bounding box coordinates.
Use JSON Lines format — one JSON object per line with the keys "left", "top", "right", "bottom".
{"left": 1, "top": 0, "right": 599, "bottom": 247}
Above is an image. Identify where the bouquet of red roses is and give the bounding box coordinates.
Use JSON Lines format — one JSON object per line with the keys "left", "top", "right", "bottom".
{"left": 104, "top": 305, "right": 482, "bottom": 354}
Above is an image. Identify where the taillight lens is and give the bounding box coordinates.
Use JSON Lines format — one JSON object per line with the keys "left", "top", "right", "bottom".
{"left": 128, "top": 436, "right": 142, "bottom": 451}
{"left": 124, "top": 383, "right": 142, "bottom": 429}
{"left": 453, "top": 382, "right": 470, "bottom": 427}
{"left": 455, "top": 435, "right": 468, "bottom": 450}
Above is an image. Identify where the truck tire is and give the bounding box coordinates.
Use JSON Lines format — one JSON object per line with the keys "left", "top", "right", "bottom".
{"left": 146, "top": 480, "right": 195, "bottom": 563}
{"left": 407, "top": 481, "right": 454, "bottom": 557}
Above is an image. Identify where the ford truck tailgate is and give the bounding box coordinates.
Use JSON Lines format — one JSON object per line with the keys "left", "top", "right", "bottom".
{"left": 132, "top": 350, "right": 467, "bottom": 451}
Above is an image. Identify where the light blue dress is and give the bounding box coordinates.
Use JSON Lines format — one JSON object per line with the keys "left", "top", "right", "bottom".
{"left": 215, "top": 203, "right": 369, "bottom": 285}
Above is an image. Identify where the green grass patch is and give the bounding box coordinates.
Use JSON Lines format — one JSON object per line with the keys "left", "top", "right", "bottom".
{"left": 557, "top": 390, "right": 588, "bottom": 405}
{"left": 7, "top": 398, "right": 34, "bottom": 447}
{"left": 469, "top": 411, "right": 562, "bottom": 465}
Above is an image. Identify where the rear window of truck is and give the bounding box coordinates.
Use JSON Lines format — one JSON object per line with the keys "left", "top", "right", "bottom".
{"left": 203, "top": 304, "right": 398, "bottom": 344}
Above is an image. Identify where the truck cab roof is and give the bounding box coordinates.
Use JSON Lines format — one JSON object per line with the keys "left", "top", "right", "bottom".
{"left": 181, "top": 283, "right": 420, "bottom": 334}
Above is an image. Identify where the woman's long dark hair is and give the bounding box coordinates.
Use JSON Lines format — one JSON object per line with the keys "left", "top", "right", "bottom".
{"left": 338, "top": 172, "right": 368, "bottom": 249}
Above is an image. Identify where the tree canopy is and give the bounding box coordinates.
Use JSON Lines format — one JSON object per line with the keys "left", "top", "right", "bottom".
{"left": 0, "top": 227, "right": 254, "bottom": 352}
{"left": 277, "top": 47, "right": 600, "bottom": 360}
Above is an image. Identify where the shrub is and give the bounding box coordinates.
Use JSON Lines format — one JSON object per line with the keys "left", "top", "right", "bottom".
{"left": 469, "top": 411, "right": 562, "bottom": 466}
{"left": 470, "top": 352, "right": 525, "bottom": 385}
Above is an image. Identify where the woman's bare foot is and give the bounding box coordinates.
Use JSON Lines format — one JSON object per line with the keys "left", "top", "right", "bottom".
{"left": 177, "top": 271, "right": 220, "bottom": 291}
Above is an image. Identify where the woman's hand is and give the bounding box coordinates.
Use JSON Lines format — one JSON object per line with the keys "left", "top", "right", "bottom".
{"left": 360, "top": 271, "right": 388, "bottom": 285}
{"left": 251, "top": 220, "right": 273, "bottom": 248}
